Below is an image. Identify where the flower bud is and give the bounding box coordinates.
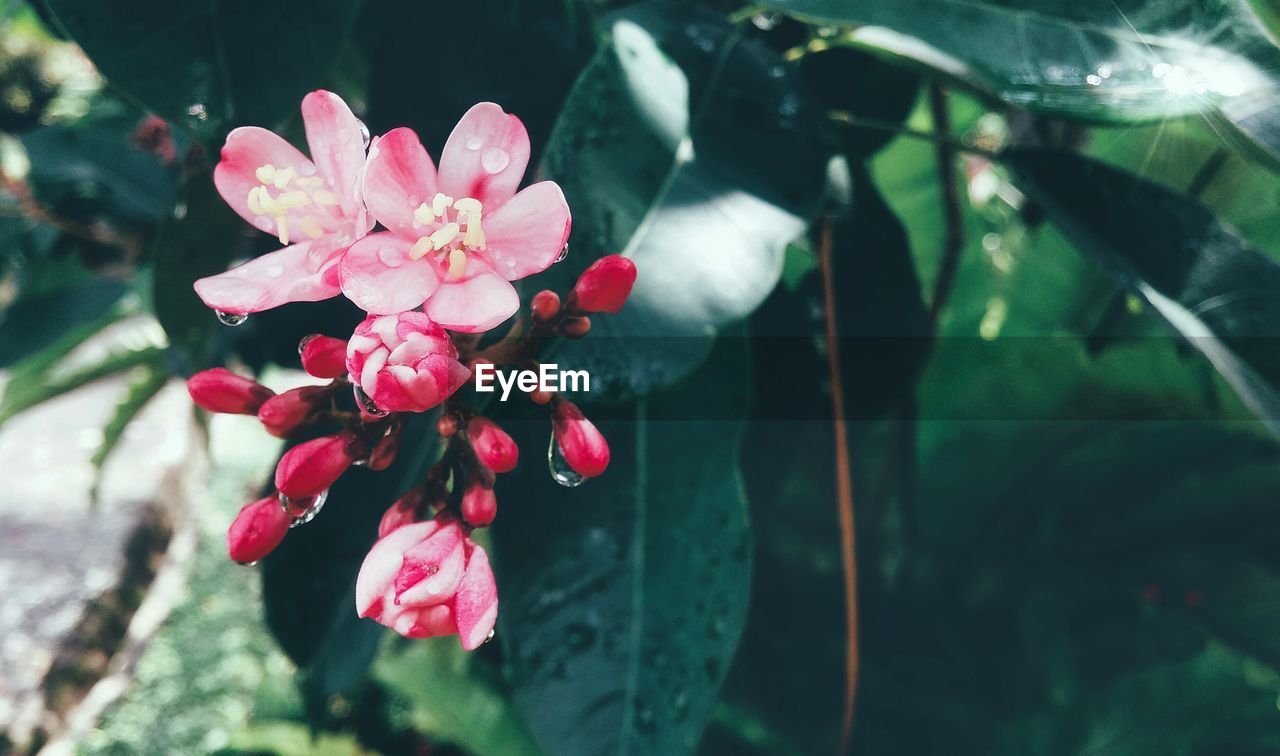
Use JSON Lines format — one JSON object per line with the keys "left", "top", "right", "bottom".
{"left": 227, "top": 495, "right": 292, "bottom": 564}
{"left": 560, "top": 316, "right": 591, "bottom": 338}
{"left": 436, "top": 412, "right": 459, "bottom": 437}
{"left": 461, "top": 480, "right": 498, "bottom": 528}
{"left": 187, "top": 368, "right": 274, "bottom": 414}
{"left": 257, "top": 386, "right": 327, "bottom": 438}
{"left": 570, "top": 255, "right": 636, "bottom": 314}
{"left": 368, "top": 432, "right": 400, "bottom": 471}
{"left": 275, "top": 431, "right": 360, "bottom": 499}
{"left": 467, "top": 416, "right": 518, "bottom": 473}
{"left": 346, "top": 313, "right": 470, "bottom": 413}
{"left": 552, "top": 399, "right": 610, "bottom": 478}
{"left": 531, "top": 290, "right": 561, "bottom": 321}
{"left": 378, "top": 489, "right": 424, "bottom": 537}
{"left": 299, "top": 334, "right": 348, "bottom": 378}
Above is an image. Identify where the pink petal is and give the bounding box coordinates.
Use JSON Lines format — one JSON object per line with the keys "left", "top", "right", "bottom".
{"left": 424, "top": 269, "right": 519, "bottom": 333}
{"left": 395, "top": 522, "right": 466, "bottom": 606}
{"left": 301, "top": 90, "right": 368, "bottom": 215}
{"left": 453, "top": 544, "right": 498, "bottom": 651}
{"left": 482, "top": 181, "right": 572, "bottom": 281}
{"left": 389, "top": 603, "right": 455, "bottom": 639}
{"left": 362, "top": 127, "right": 438, "bottom": 240}
{"left": 339, "top": 233, "right": 440, "bottom": 314}
{"left": 437, "top": 103, "right": 530, "bottom": 208}
{"left": 355, "top": 520, "right": 440, "bottom": 619}
{"left": 193, "top": 239, "right": 343, "bottom": 314}
{"left": 213, "top": 126, "right": 317, "bottom": 230}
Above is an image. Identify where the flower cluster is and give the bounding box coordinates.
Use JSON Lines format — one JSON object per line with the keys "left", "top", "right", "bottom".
{"left": 185, "top": 91, "right": 636, "bottom": 649}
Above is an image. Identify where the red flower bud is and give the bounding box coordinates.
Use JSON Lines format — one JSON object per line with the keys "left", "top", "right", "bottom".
{"left": 561, "top": 316, "right": 591, "bottom": 338}
{"left": 531, "top": 290, "right": 561, "bottom": 321}
{"left": 257, "top": 386, "right": 327, "bottom": 438}
{"left": 299, "top": 334, "right": 348, "bottom": 378}
{"left": 436, "top": 412, "right": 459, "bottom": 437}
{"left": 187, "top": 368, "right": 274, "bottom": 414}
{"left": 275, "top": 431, "right": 360, "bottom": 499}
{"left": 227, "top": 495, "right": 291, "bottom": 564}
{"left": 461, "top": 481, "right": 498, "bottom": 528}
{"left": 467, "top": 416, "right": 518, "bottom": 473}
{"left": 379, "top": 489, "right": 425, "bottom": 538}
{"left": 552, "top": 399, "right": 610, "bottom": 478}
{"left": 571, "top": 255, "right": 636, "bottom": 314}
{"left": 369, "top": 432, "right": 400, "bottom": 471}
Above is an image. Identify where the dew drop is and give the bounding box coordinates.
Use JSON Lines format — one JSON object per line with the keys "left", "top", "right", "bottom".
{"left": 357, "top": 118, "right": 372, "bottom": 150}
{"left": 297, "top": 333, "right": 317, "bottom": 356}
{"left": 280, "top": 488, "right": 328, "bottom": 527}
{"left": 465, "top": 136, "right": 484, "bottom": 151}
{"left": 242, "top": 560, "right": 259, "bottom": 567}
{"left": 751, "top": 12, "right": 781, "bottom": 30}
{"left": 378, "top": 246, "right": 405, "bottom": 268}
{"left": 481, "top": 146, "right": 510, "bottom": 174}
{"left": 548, "top": 433, "right": 585, "bottom": 487}
{"left": 216, "top": 310, "right": 249, "bottom": 326}
{"left": 484, "top": 627, "right": 496, "bottom": 644}
{"left": 354, "top": 384, "right": 388, "bottom": 417}
{"left": 266, "top": 263, "right": 285, "bottom": 278}
{"left": 555, "top": 242, "right": 569, "bottom": 263}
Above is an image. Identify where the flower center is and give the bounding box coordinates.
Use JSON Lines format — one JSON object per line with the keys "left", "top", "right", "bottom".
{"left": 246, "top": 163, "right": 342, "bottom": 245}
{"left": 408, "top": 193, "right": 486, "bottom": 279}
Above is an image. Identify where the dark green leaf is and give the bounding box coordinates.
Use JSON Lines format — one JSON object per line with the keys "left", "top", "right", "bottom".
{"left": 491, "top": 338, "right": 753, "bottom": 756}
{"left": 88, "top": 360, "right": 167, "bottom": 502}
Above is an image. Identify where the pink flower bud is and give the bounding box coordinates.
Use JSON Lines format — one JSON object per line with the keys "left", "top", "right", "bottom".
{"left": 226, "top": 495, "right": 291, "bottom": 564}
{"left": 461, "top": 481, "right": 498, "bottom": 528}
{"left": 571, "top": 255, "right": 636, "bottom": 314}
{"left": 552, "top": 399, "right": 610, "bottom": 478}
{"left": 531, "top": 290, "right": 561, "bottom": 321}
{"left": 187, "top": 368, "right": 274, "bottom": 414}
{"left": 257, "top": 386, "right": 327, "bottom": 438}
{"left": 467, "top": 416, "right": 518, "bottom": 473}
{"left": 378, "top": 489, "right": 424, "bottom": 538}
{"left": 299, "top": 334, "right": 349, "bottom": 378}
{"left": 346, "top": 312, "right": 471, "bottom": 413}
{"left": 274, "top": 431, "right": 360, "bottom": 499}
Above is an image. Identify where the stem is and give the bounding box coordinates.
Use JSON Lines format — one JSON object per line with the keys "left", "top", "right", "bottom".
{"left": 818, "top": 215, "right": 860, "bottom": 753}
{"left": 1, "top": 174, "right": 143, "bottom": 261}
{"left": 1186, "top": 148, "right": 1228, "bottom": 200}
{"left": 827, "top": 109, "right": 1002, "bottom": 161}
{"left": 926, "top": 83, "right": 965, "bottom": 331}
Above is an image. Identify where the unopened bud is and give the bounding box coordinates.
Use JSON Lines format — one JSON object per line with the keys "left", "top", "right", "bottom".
{"left": 531, "top": 290, "right": 561, "bottom": 321}
{"left": 436, "top": 412, "right": 459, "bottom": 437}
{"left": 561, "top": 316, "right": 591, "bottom": 338}
{"left": 379, "top": 489, "right": 425, "bottom": 537}
{"left": 552, "top": 399, "right": 610, "bottom": 478}
{"left": 467, "top": 416, "right": 518, "bottom": 473}
{"left": 227, "top": 495, "right": 291, "bottom": 564}
{"left": 187, "top": 368, "right": 274, "bottom": 414}
{"left": 570, "top": 255, "right": 636, "bottom": 314}
{"left": 369, "top": 432, "right": 400, "bottom": 471}
{"left": 299, "top": 334, "right": 348, "bottom": 378}
{"left": 275, "top": 431, "right": 361, "bottom": 499}
{"left": 461, "top": 480, "right": 498, "bottom": 528}
{"left": 257, "top": 386, "right": 327, "bottom": 438}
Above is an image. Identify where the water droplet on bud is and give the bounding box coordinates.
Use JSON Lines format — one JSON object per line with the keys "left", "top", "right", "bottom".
{"left": 280, "top": 488, "right": 329, "bottom": 527}
{"left": 484, "top": 628, "right": 496, "bottom": 644}
{"left": 555, "top": 242, "right": 569, "bottom": 263}
{"left": 548, "top": 433, "right": 585, "bottom": 487}
{"left": 354, "top": 385, "right": 388, "bottom": 417}
{"left": 297, "top": 333, "right": 317, "bottom": 356}
{"left": 242, "top": 560, "right": 259, "bottom": 567}
{"left": 216, "top": 310, "right": 249, "bottom": 326}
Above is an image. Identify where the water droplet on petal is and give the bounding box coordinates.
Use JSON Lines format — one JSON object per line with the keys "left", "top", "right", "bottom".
{"left": 484, "top": 628, "right": 496, "bottom": 644}
{"left": 357, "top": 118, "right": 372, "bottom": 150}
{"left": 555, "top": 242, "right": 569, "bottom": 263}
{"left": 354, "top": 384, "right": 388, "bottom": 417}
{"left": 216, "top": 310, "right": 249, "bottom": 326}
{"left": 280, "top": 488, "right": 328, "bottom": 526}
{"left": 481, "top": 146, "right": 510, "bottom": 174}
{"left": 378, "top": 246, "right": 404, "bottom": 268}
{"left": 465, "top": 136, "right": 484, "bottom": 151}
{"left": 548, "top": 433, "right": 585, "bottom": 487}
{"left": 266, "top": 264, "right": 285, "bottom": 278}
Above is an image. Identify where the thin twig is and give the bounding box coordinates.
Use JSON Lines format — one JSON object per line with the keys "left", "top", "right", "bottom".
{"left": 1186, "top": 148, "right": 1228, "bottom": 200}
{"left": 827, "top": 109, "right": 1002, "bottom": 161}
{"left": 926, "top": 84, "right": 966, "bottom": 331}
{"left": 1, "top": 174, "right": 143, "bottom": 260}
{"left": 819, "top": 215, "right": 860, "bottom": 753}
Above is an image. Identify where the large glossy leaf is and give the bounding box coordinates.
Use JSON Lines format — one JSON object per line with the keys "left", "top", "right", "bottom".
{"left": 531, "top": 0, "right": 830, "bottom": 396}
{"left": 491, "top": 338, "right": 752, "bottom": 756}
{"left": 42, "top": 0, "right": 361, "bottom": 140}
{"left": 1006, "top": 149, "right": 1280, "bottom": 435}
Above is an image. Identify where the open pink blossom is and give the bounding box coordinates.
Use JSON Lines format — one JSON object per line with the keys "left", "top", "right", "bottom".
{"left": 346, "top": 312, "right": 471, "bottom": 413}
{"left": 339, "top": 103, "right": 571, "bottom": 331}
{"left": 194, "top": 90, "right": 373, "bottom": 315}
{"left": 356, "top": 518, "right": 499, "bottom": 648}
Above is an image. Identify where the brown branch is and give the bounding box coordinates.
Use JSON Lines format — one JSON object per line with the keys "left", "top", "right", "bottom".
{"left": 819, "top": 215, "right": 860, "bottom": 753}
{"left": 1, "top": 174, "right": 143, "bottom": 261}
{"left": 926, "top": 83, "right": 965, "bottom": 331}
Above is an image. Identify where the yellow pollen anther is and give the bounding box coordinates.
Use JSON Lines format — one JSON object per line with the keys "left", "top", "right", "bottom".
{"left": 413, "top": 203, "right": 435, "bottom": 225}
{"left": 247, "top": 186, "right": 266, "bottom": 215}
{"left": 464, "top": 219, "right": 485, "bottom": 248}
{"left": 428, "top": 222, "right": 460, "bottom": 249}
{"left": 447, "top": 248, "right": 468, "bottom": 279}
{"left": 313, "top": 190, "right": 341, "bottom": 206}
{"left": 276, "top": 215, "right": 290, "bottom": 245}
{"left": 410, "top": 237, "right": 435, "bottom": 259}
{"left": 431, "top": 192, "right": 454, "bottom": 217}
{"left": 255, "top": 164, "right": 276, "bottom": 184}
{"left": 273, "top": 166, "right": 295, "bottom": 188}
{"left": 300, "top": 216, "right": 324, "bottom": 239}
{"left": 453, "top": 197, "right": 482, "bottom": 214}
{"left": 276, "top": 190, "right": 310, "bottom": 210}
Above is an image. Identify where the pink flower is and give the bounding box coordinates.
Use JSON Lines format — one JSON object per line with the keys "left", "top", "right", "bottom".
{"left": 339, "top": 103, "right": 571, "bottom": 332}
{"left": 356, "top": 518, "right": 499, "bottom": 648}
{"left": 226, "top": 494, "right": 292, "bottom": 564}
{"left": 187, "top": 367, "right": 274, "bottom": 414}
{"left": 194, "top": 90, "right": 373, "bottom": 315}
{"left": 571, "top": 255, "right": 637, "bottom": 314}
{"left": 346, "top": 312, "right": 470, "bottom": 413}
{"left": 552, "top": 398, "right": 610, "bottom": 478}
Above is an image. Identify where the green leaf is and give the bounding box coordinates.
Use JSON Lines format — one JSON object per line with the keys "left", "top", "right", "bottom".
{"left": 0, "top": 339, "right": 163, "bottom": 425}
{"left": 1005, "top": 149, "right": 1280, "bottom": 435}
{"left": 533, "top": 0, "right": 831, "bottom": 396}
{"left": 88, "top": 360, "right": 167, "bottom": 503}
{"left": 373, "top": 639, "right": 543, "bottom": 756}
{"left": 42, "top": 0, "right": 362, "bottom": 140}
{"left": 491, "top": 337, "right": 753, "bottom": 756}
